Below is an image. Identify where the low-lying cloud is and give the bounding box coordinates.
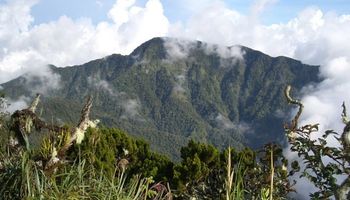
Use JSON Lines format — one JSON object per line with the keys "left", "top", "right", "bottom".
{"left": 4, "top": 96, "right": 30, "bottom": 113}
{"left": 22, "top": 66, "right": 61, "bottom": 95}
{"left": 121, "top": 99, "right": 142, "bottom": 120}
{"left": 215, "top": 113, "right": 251, "bottom": 134}
{"left": 88, "top": 76, "right": 120, "bottom": 98}
{"left": 163, "top": 37, "right": 244, "bottom": 62}
{"left": 173, "top": 74, "right": 186, "bottom": 94}
{"left": 88, "top": 76, "right": 143, "bottom": 121}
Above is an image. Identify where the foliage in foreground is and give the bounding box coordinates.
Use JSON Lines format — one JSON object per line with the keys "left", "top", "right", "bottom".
{"left": 284, "top": 85, "right": 350, "bottom": 199}
{"left": 0, "top": 150, "right": 164, "bottom": 200}
{"left": 1, "top": 86, "right": 350, "bottom": 199}
{"left": 0, "top": 93, "right": 293, "bottom": 199}
{"left": 0, "top": 94, "right": 172, "bottom": 200}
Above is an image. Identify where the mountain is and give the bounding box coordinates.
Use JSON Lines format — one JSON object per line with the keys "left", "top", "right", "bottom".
{"left": 0, "top": 37, "right": 320, "bottom": 160}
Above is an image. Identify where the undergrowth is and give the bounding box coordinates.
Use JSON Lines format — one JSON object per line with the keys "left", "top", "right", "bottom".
{"left": 1, "top": 86, "right": 350, "bottom": 199}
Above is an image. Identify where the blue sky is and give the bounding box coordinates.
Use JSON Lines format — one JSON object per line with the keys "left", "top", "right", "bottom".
{"left": 30, "top": 0, "right": 350, "bottom": 25}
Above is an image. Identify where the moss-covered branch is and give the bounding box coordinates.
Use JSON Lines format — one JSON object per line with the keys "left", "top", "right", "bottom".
{"left": 9, "top": 94, "right": 98, "bottom": 174}
{"left": 285, "top": 85, "right": 350, "bottom": 200}
{"left": 284, "top": 85, "right": 304, "bottom": 132}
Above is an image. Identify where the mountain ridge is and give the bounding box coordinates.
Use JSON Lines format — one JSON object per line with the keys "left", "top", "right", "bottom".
{"left": 0, "top": 37, "right": 321, "bottom": 160}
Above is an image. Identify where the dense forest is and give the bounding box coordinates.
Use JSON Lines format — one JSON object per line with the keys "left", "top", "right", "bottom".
{"left": 0, "top": 37, "right": 321, "bottom": 160}
{"left": 0, "top": 87, "right": 350, "bottom": 200}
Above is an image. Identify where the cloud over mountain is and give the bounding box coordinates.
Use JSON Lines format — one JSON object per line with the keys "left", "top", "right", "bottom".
{"left": 0, "top": 0, "right": 169, "bottom": 83}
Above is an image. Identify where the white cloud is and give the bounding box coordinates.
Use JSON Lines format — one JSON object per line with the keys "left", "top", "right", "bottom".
{"left": 202, "top": 43, "right": 243, "bottom": 60}
{"left": 163, "top": 38, "right": 195, "bottom": 60}
{"left": 321, "top": 57, "right": 350, "bottom": 84}
{"left": 0, "top": 0, "right": 41, "bottom": 83}
{"left": 168, "top": 2, "right": 350, "bottom": 66}
{"left": 88, "top": 75, "right": 142, "bottom": 120}
{"left": 173, "top": 74, "right": 186, "bottom": 93}
{"left": 121, "top": 99, "right": 142, "bottom": 120}
{"left": 169, "top": 1, "right": 244, "bottom": 46}
{"left": 0, "top": 0, "right": 37, "bottom": 38}
{"left": 215, "top": 113, "right": 235, "bottom": 130}
{"left": 0, "top": 0, "right": 169, "bottom": 84}
{"left": 163, "top": 37, "right": 244, "bottom": 63}
{"left": 4, "top": 96, "right": 30, "bottom": 113}
{"left": 22, "top": 65, "right": 61, "bottom": 94}
{"left": 215, "top": 113, "right": 251, "bottom": 133}
{"left": 108, "top": 0, "right": 138, "bottom": 26}
{"left": 103, "top": 0, "right": 169, "bottom": 54}
{"left": 88, "top": 76, "right": 121, "bottom": 98}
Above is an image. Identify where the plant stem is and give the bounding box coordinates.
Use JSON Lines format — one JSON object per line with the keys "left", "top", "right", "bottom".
{"left": 269, "top": 145, "right": 274, "bottom": 200}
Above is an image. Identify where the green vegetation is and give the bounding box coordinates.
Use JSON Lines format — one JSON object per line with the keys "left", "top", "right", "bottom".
{"left": 1, "top": 87, "right": 350, "bottom": 199}
{"left": 0, "top": 37, "right": 321, "bottom": 159}
{"left": 0, "top": 94, "right": 172, "bottom": 200}
{"left": 0, "top": 93, "right": 290, "bottom": 199}
{"left": 0, "top": 150, "right": 161, "bottom": 200}
{"left": 74, "top": 129, "right": 295, "bottom": 199}
{"left": 73, "top": 127, "right": 174, "bottom": 181}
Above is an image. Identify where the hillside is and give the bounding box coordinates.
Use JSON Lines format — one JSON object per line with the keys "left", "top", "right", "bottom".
{"left": 0, "top": 37, "right": 320, "bottom": 159}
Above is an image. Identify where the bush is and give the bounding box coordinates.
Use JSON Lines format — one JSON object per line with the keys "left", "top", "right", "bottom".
{"left": 0, "top": 95, "right": 172, "bottom": 200}
{"left": 285, "top": 85, "right": 350, "bottom": 199}
{"left": 71, "top": 127, "right": 174, "bottom": 182}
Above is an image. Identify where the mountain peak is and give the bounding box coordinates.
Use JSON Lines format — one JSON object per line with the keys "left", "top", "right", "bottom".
{"left": 0, "top": 37, "right": 321, "bottom": 160}
{"left": 130, "top": 37, "right": 246, "bottom": 64}
{"left": 130, "top": 37, "right": 167, "bottom": 60}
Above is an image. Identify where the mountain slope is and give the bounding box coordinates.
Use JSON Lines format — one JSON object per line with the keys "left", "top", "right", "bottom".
{"left": 1, "top": 37, "right": 320, "bottom": 159}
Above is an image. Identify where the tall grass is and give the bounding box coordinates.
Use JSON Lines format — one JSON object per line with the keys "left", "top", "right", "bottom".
{"left": 225, "top": 147, "right": 246, "bottom": 200}
{"left": 269, "top": 146, "right": 274, "bottom": 200}
{"left": 0, "top": 145, "right": 169, "bottom": 200}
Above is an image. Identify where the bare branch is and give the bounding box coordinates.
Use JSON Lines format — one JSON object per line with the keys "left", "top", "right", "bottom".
{"left": 284, "top": 85, "right": 304, "bottom": 131}
{"left": 341, "top": 102, "right": 350, "bottom": 166}
{"left": 341, "top": 120, "right": 350, "bottom": 161}
{"left": 285, "top": 87, "right": 350, "bottom": 199}
{"left": 336, "top": 177, "right": 350, "bottom": 200}
{"left": 28, "top": 93, "right": 41, "bottom": 113}
{"left": 50, "top": 96, "right": 94, "bottom": 169}
{"left": 342, "top": 102, "right": 349, "bottom": 124}
{"left": 77, "top": 95, "right": 93, "bottom": 130}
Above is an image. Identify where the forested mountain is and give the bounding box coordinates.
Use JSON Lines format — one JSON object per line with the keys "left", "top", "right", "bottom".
{"left": 0, "top": 37, "right": 320, "bottom": 159}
